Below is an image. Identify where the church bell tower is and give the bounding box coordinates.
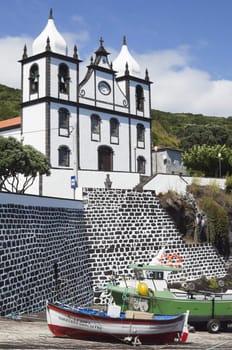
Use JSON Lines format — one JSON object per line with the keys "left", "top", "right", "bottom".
{"left": 20, "top": 9, "right": 80, "bottom": 196}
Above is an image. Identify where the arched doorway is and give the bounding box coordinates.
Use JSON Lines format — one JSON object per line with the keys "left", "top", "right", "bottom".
{"left": 98, "top": 146, "right": 113, "bottom": 171}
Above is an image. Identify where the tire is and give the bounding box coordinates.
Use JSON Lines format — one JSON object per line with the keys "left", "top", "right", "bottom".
{"left": 207, "top": 319, "right": 221, "bottom": 333}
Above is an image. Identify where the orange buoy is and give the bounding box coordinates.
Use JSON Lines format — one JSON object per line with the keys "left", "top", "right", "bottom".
{"left": 159, "top": 253, "right": 170, "bottom": 265}
{"left": 169, "top": 253, "right": 182, "bottom": 268}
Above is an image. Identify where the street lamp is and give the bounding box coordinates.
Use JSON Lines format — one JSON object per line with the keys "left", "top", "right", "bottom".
{"left": 154, "top": 146, "right": 158, "bottom": 173}
{"left": 134, "top": 146, "right": 137, "bottom": 172}
{"left": 70, "top": 125, "right": 78, "bottom": 199}
{"left": 218, "top": 152, "right": 222, "bottom": 177}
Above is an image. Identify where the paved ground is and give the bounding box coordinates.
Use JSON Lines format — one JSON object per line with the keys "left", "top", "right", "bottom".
{"left": 0, "top": 314, "right": 232, "bottom": 350}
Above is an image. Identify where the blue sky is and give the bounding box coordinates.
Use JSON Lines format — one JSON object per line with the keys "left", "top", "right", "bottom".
{"left": 1, "top": 0, "right": 232, "bottom": 116}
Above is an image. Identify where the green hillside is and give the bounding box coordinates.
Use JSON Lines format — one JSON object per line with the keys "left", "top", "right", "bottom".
{"left": 0, "top": 84, "right": 21, "bottom": 120}
{"left": 151, "top": 109, "right": 232, "bottom": 149}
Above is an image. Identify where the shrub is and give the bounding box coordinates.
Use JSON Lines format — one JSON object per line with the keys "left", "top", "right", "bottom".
{"left": 208, "top": 278, "right": 219, "bottom": 290}
{"left": 200, "top": 196, "right": 229, "bottom": 255}
{"left": 225, "top": 176, "right": 232, "bottom": 193}
{"left": 187, "top": 182, "right": 204, "bottom": 197}
{"left": 208, "top": 181, "right": 220, "bottom": 196}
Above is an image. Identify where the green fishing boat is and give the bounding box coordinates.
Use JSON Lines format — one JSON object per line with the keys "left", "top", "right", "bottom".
{"left": 107, "top": 262, "right": 232, "bottom": 333}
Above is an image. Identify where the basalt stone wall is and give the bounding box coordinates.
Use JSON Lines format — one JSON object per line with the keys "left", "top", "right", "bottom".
{"left": 0, "top": 193, "right": 93, "bottom": 316}
{"left": 83, "top": 188, "right": 226, "bottom": 293}
{"left": 0, "top": 189, "right": 227, "bottom": 315}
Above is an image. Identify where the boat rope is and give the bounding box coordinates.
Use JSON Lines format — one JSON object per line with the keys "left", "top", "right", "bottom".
{"left": 122, "top": 289, "right": 129, "bottom": 312}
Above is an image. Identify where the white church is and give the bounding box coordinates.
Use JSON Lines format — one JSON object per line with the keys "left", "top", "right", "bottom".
{"left": 1, "top": 9, "right": 153, "bottom": 199}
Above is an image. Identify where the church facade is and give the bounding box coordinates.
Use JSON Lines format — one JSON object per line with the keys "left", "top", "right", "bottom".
{"left": 19, "top": 10, "right": 153, "bottom": 199}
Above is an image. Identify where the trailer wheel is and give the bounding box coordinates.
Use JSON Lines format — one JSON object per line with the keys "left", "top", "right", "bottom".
{"left": 207, "top": 319, "right": 220, "bottom": 333}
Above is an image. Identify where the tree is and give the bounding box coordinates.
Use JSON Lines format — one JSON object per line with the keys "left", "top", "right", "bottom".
{"left": 200, "top": 196, "right": 229, "bottom": 256}
{"left": 183, "top": 144, "right": 232, "bottom": 177}
{"left": 180, "top": 125, "right": 232, "bottom": 150}
{"left": 0, "top": 136, "right": 50, "bottom": 193}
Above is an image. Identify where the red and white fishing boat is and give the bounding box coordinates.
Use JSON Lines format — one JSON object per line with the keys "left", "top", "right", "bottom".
{"left": 46, "top": 301, "right": 188, "bottom": 345}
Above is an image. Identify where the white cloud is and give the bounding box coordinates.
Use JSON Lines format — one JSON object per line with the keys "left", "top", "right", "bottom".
{"left": 70, "top": 15, "right": 87, "bottom": 27}
{"left": 63, "top": 31, "right": 90, "bottom": 53}
{"left": 0, "top": 36, "right": 31, "bottom": 88}
{"left": 137, "top": 48, "right": 232, "bottom": 116}
{"left": 1, "top": 36, "right": 232, "bottom": 117}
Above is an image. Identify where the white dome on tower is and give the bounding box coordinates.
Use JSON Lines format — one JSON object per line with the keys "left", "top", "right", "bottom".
{"left": 32, "top": 9, "right": 67, "bottom": 55}
{"left": 113, "top": 36, "right": 141, "bottom": 77}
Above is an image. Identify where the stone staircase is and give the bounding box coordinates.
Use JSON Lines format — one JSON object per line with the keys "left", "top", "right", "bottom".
{"left": 133, "top": 175, "right": 154, "bottom": 191}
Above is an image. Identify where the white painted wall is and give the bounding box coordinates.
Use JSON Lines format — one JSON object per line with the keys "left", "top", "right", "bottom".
{"left": 42, "top": 170, "right": 140, "bottom": 200}
{"left": 130, "top": 119, "right": 151, "bottom": 176}
{"left": 50, "top": 58, "right": 78, "bottom": 102}
{"left": 79, "top": 62, "right": 129, "bottom": 113}
{"left": 77, "top": 170, "right": 140, "bottom": 190}
{"left": 22, "top": 57, "right": 46, "bottom": 102}
{"left": 0, "top": 128, "right": 21, "bottom": 140}
{"left": 144, "top": 174, "right": 226, "bottom": 194}
{"left": 50, "top": 102, "right": 77, "bottom": 168}
{"left": 128, "top": 80, "right": 150, "bottom": 117}
{"left": 79, "top": 108, "right": 131, "bottom": 171}
{"left": 42, "top": 168, "right": 76, "bottom": 199}
{"left": 22, "top": 104, "right": 46, "bottom": 153}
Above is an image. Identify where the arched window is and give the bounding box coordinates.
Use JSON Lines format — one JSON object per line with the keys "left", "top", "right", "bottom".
{"left": 137, "top": 156, "right": 146, "bottom": 174}
{"left": 58, "top": 145, "right": 70, "bottom": 167}
{"left": 29, "top": 64, "right": 39, "bottom": 94}
{"left": 58, "top": 108, "right": 70, "bottom": 137}
{"left": 110, "top": 118, "right": 119, "bottom": 144}
{"left": 137, "top": 123, "right": 145, "bottom": 148}
{"left": 58, "top": 63, "right": 69, "bottom": 94}
{"left": 98, "top": 145, "right": 113, "bottom": 171}
{"left": 136, "top": 85, "right": 144, "bottom": 111}
{"left": 91, "top": 114, "right": 101, "bottom": 141}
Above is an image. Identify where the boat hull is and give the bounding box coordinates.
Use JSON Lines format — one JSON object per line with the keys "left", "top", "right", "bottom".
{"left": 46, "top": 302, "right": 185, "bottom": 344}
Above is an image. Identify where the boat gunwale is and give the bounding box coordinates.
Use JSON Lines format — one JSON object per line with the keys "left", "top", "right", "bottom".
{"left": 47, "top": 302, "right": 185, "bottom": 325}
{"left": 128, "top": 263, "right": 182, "bottom": 272}
{"left": 108, "top": 284, "right": 232, "bottom": 304}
